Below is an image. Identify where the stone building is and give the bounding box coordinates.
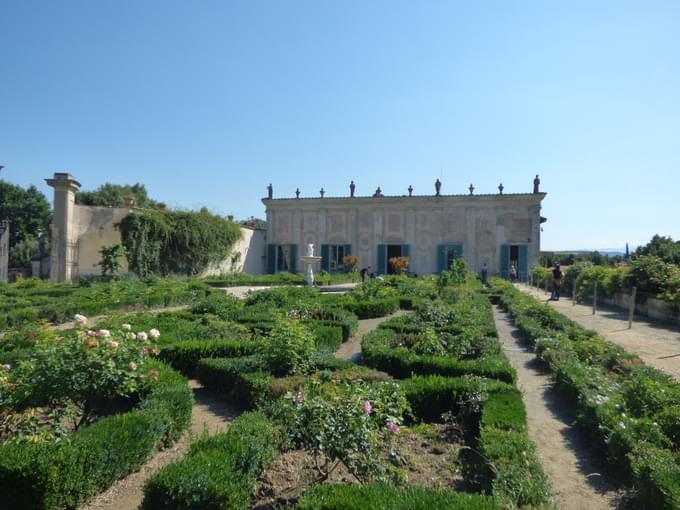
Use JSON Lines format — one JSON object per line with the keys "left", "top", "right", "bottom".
{"left": 46, "top": 173, "right": 265, "bottom": 282}
{"left": 263, "top": 179, "right": 546, "bottom": 279}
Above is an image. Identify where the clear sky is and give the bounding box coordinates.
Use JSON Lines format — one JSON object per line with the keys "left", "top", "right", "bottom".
{"left": 1, "top": 1, "right": 678, "bottom": 251}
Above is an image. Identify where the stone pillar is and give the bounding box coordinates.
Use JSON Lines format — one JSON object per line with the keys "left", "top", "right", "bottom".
{"left": 0, "top": 221, "right": 9, "bottom": 282}
{"left": 45, "top": 173, "right": 81, "bottom": 282}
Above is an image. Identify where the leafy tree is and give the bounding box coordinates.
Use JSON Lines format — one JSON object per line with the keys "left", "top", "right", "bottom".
{"left": 0, "top": 181, "right": 52, "bottom": 247}
{"left": 98, "top": 244, "right": 127, "bottom": 279}
{"left": 634, "top": 235, "right": 680, "bottom": 265}
{"left": 239, "top": 216, "right": 267, "bottom": 230}
{"left": 76, "top": 183, "right": 157, "bottom": 208}
{"left": 8, "top": 237, "right": 38, "bottom": 268}
{"left": 388, "top": 256, "right": 409, "bottom": 275}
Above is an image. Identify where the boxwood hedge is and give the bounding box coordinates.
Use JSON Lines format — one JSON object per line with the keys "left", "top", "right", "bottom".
{"left": 0, "top": 361, "right": 192, "bottom": 510}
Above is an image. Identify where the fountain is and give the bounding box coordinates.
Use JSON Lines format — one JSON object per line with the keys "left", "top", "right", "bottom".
{"left": 299, "top": 243, "right": 322, "bottom": 286}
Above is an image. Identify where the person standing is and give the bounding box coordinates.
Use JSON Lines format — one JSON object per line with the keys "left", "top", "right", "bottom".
{"left": 510, "top": 263, "right": 518, "bottom": 282}
{"left": 360, "top": 267, "right": 368, "bottom": 283}
{"left": 481, "top": 262, "right": 488, "bottom": 284}
{"left": 552, "top": 264, "right": 564, "bottom": 300}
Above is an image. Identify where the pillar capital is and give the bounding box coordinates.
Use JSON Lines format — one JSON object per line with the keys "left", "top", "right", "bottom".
{"left": 45, "top": 173, "right": 81, "bottom": 193}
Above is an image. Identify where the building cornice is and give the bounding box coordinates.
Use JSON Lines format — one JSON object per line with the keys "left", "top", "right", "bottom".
{"left": 263, "top": 192, "right": 546, "bottom": 208}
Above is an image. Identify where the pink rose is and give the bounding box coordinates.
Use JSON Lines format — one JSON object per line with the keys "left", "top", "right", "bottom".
{"left": 363, "top": 400, "right": 372, "bottom": 415}
{"left": 386, "top": 421, "right": 400, "bottom": 434}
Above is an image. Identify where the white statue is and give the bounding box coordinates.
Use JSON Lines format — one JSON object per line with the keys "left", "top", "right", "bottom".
{"left": 307, "top": 243, "right": 314, "bottom": 257}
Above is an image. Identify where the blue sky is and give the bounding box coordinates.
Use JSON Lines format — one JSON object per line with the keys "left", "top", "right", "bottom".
{"left": 1, "top": 0, "right": 678, "bottom": 251}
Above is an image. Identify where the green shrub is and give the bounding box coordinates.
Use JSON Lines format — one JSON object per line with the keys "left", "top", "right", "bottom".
{"left": 196, "top": 356, "right": 272, "bottom": 408}
{"left": 158, "top": 339, "right": 262, "bottom": 376}
{"left": 141, "top": 411, "right": 280, "bottom": 510}
{"left": 262, "top": 319, "right": 316, "bottom": 376}
{"left": 0, "top": 362, "right": 191, "bottom": 510}
{"left": 294, "top": 482, "right": 499, "bottom": 509}
{"left": 342, "top": 298, "right": 399, "bottom": 319}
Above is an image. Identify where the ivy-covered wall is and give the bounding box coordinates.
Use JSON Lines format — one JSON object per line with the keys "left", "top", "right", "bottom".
{"left": 119, "top": 209, "right": 242, "bottom": 277}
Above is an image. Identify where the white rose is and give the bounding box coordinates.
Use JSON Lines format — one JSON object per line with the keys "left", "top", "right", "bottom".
{"left": 108, "top": 340, "right": 119, "bottom": 349}
{"left": 121, "top": 324, "right": 132, "bottom": 331}
{"left": 126, "top": 332, "right": 136, "bottom": 340}
{"left": 136, "top": 332, "right": 148, "bottom": 341}
{"left": 74, "top": 314, "right": 88, "bottom": 325}
{"left": 149, "top": 328, "right": 161, "bottom": 339}
{"left": 98, "top": 329, "right": 111, "bottom": 338}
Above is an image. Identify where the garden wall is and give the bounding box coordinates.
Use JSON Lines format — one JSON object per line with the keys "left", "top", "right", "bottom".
{"left": 600, "top": 293, "right": 680, "bottom": 326}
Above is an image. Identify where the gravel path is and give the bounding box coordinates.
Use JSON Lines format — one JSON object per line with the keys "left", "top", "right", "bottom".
{"left": 80, "top": 379, "right": 241, "bottom": 510}
{"left": 334, "top": 310, "right": 410, "bottom": 362}
{"left": 494, "top": 307, "right": 620, "bottom": 510}
{"left": 517, "top": 284, "right": 680, "bottom": 381}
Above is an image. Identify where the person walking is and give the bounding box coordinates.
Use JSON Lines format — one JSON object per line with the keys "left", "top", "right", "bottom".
{"left": 552, "top": 264, "right": 564, "bottom": 300}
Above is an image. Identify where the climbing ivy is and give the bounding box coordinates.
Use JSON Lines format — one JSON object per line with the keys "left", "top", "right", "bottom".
{"left": 119, "top": 209, "right": 242, "bottom": 277}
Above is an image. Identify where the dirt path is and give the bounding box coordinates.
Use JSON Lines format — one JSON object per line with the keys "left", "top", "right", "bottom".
{"left": 334, "top": 310, "right": 410, "bottom": 362}
{"left": 517, "top": 284, "right": 680, "bottom": 381}
{"left": 494, "top": 307, "right": 620, "bottom": 510}
{"left": 80, "top": 379, "right": 240, "bottom": 510}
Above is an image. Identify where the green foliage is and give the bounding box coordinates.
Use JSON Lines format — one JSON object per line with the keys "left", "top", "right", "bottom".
{"left": 158, "top": 339, "right": 263, "bottom": 377}
{"left": 294, "top": 482, "right": 499, "bottom": 509}
{"left": 141, "top": 412, "right": 280, "bottom": 510}
{"left": 493, "top": 278, "right": 680, "bottom": 508}
{"left": 635, "top": 234, "right": 680, "bottom": 265}
{"left": 98, "top": 243, "right": 126, "bottom": 279}
{"left": 261, "top": 319, "right": 317, "bottom": 376}
{"left": 0, "top": 362, "right": 192, "bottom": 510}
{"left": 8, "top": 237, "right": 38, "bottom": 269}
{"left": 76, "top": 182, "right": 157, "bottom": 208}
{"left": 281, "top": 380, "right": 410, "bottom": 482}
{"left": 119, "top": 208, "right": 242, "bottom": 277}
{"left": 342, "top": 298, "right": 399, "bottom": 319}
{"left": 0, "top": 181, "right": 51, "bottom": 248}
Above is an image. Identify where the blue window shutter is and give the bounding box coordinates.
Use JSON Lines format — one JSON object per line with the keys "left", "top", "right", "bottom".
{"left": 377, "top": 244, "right": 386, "bottom": 275}
{"left": 344, "top": 244, "right": 352, "bottom": 256}
{"left": 290, "top": 244, "right": 298, "bottom": 274}
{"left": 500, "top": 245, "right": 509, "bottom": 279}
{"left": 267, "top": 244, "right": 276, "bottom": 274}
{"left": 518, "top": 245, "right": 528, "bottom": 280}
{"left": 402, "top": 245, "right": 410, "bottom": 272}
{"left": 454, "top": 244, "right": 463, "bottom": 259}
{"left": 437, "top": 244, "right": 446, "bottom": 272}
{"left": 321, "top": 244, "right": 330, "bottom": 273}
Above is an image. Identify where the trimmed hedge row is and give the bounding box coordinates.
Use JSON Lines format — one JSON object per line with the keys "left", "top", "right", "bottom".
{"left": 0, "top": 361, "right": 192, "bottom": 510}
{"left": 196, "top": 356, "right": 273, "bottom": 408}
{"left": 294, "top": 482, "right": 499, "bottom": 509}
{"left": 342, "top": 297, "right": 399, "bottom": 319}
{"left": 362, "top": 329, "right": 515, "bottom": 384}
{"left": 401, "top": 375, "right": 551, "bottom": 508}
{"left": 142, "top": 411, "right": 281, "bottom": 510}
{"left": 494, "top": 278, "right": 680, "bottom": 509}
{"left": 158, "top": 339, "right": 263, "bottom": 376}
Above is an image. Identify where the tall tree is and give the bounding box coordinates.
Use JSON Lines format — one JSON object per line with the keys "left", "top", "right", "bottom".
{"left": 635, "top": 235, "right": 680, "bottom": 265}
{"left": 76, "top": 183, "right": 157, "bottom": 208}
{"left": 0, "top": 181, "right": 52, "bottom": 246}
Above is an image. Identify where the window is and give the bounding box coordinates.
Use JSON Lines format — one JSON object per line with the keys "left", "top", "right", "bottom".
{"left": 437, "top": 244, "right": 463, "bottom": 272}
{"left": 268, "top": 244, "right": 298, "bottom": 274}
{"left": 321, "top": 244, "right": 352, "bottom": 273}
{"left": 277, "top": 245, "right": 293, "bottom": 272}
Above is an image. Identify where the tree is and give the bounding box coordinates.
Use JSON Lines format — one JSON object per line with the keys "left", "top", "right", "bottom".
{"left": 76, "top": 183, "right": 157, "bottom": 208}
{"left": 635, "top": 235, "right": 680, "bottom": 265}
{"left": 388, "top": 256, "right": 409, "bottom": 275}
{"left": 0, "top": 181, "right": 52, "bottom": 247}
{"left": 98, "top": 244, "right": 127, "bottom": 279}
{"left": 239, "top": 216, "right": 267, "bottom": 230}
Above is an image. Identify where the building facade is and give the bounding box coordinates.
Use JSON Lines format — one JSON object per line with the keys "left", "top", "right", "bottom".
{"left": 263, "top": 184, "right": 546, "bottom": 278}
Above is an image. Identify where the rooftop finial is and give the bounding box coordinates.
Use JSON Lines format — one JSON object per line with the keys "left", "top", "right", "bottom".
{"left": 295, "top": 188, "right": 300, "bottom": 199}
{"left": 408, "top": 185, "right": 413, "bottom": 197}
{"left": 350, "top": 180, "right": 356, "bottom": 197}
{"left": 533, "top": 174, "right": 540, "bottom": 193}
{"left": 469, "top": 184, "right": 474, "bottom": 195}
{"left": 435, "top": 178, "right": 442, "bottom": 196}
{"left": 320, "top": 187, "right": 325, "bottom": 198}
{"left": 498, "top": 183, "right": 504, "bottom": 195}
{"left": 267, "top": 183, "right": 273, "bottom": 199}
